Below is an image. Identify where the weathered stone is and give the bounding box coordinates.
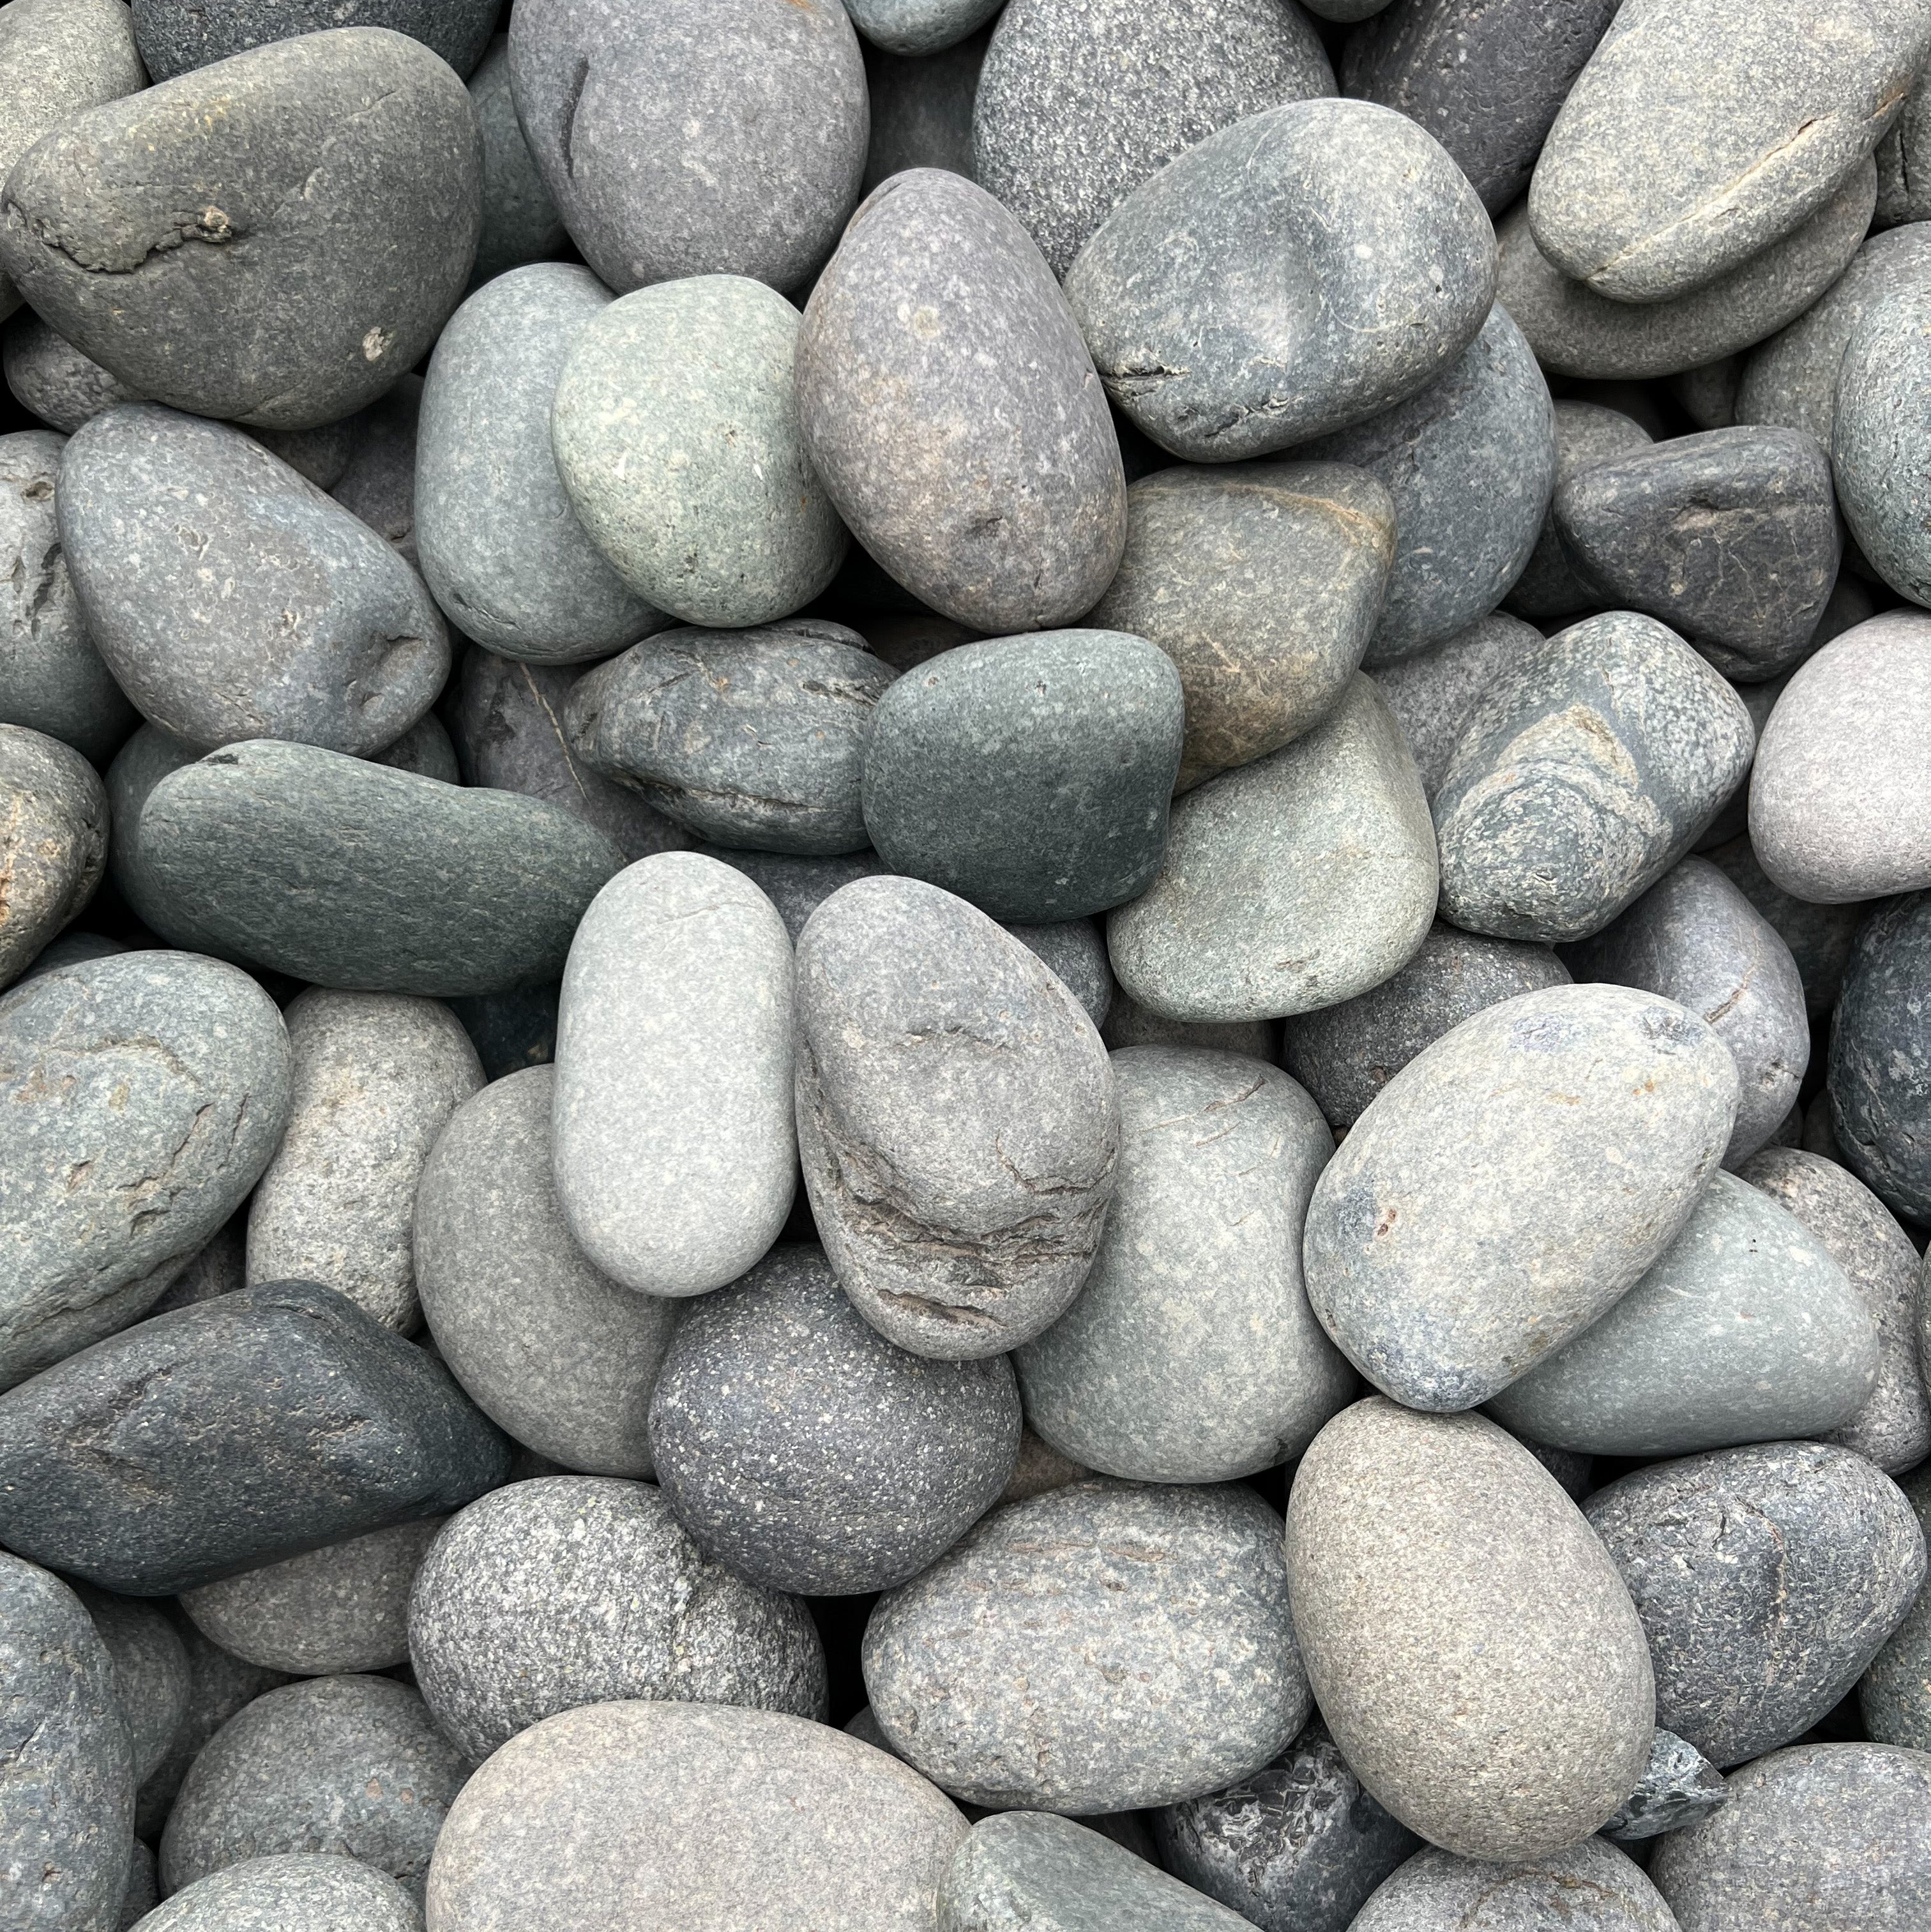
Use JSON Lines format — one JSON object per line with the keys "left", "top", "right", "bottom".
{"left": 134, "top": 1854, "right": 425, "bottom": 1932}
{"left": 467, "top": 36, "right": 564, "bottom": 285}
{"left": 0, "top": 722, "right": 105, "bottom": 990}
{"left": 1350, "top": 1838, "right": 1676, "bottom": 1931}
{"left": 1285, "top": 1401, "right": 1655, "bottom": 1860}
{"left": 1840, "top": 286, "right": 1931, "bottom": 602}
{"left": 3, "top": 311, "right": 142, "bottom": 432}
{"left": 1064, "top": 99, "right": 1494, "bottom": 462}
{"left": 1863, "top": 1465, "right": 1931, "bottom": 1747}
{"left": 72, "top": 1583, "right": 188, "bottom": 1786}
{"left": 1603, "top": 1730, "right": 1731, "bottom": 1843}
{"left": 1877, "top": 74, "right": 1931, "bottom": 227}
{"left": 1706, "top": 835, "right": 1867, "bottom": 1015}
{"left": 1505, "top": 402, "right": 1653, "bottom": 623}
{"left": 1370, "top": 614, "right": 1541, "bottom": 800}
{"left": 330, "top": 376, "right": 419, "bottom": 566}
{"left": 861, "top": 31, "right": 987, "bottom": 194}
{"left": 133, "top": 0, "right": 497, "bottom": 78}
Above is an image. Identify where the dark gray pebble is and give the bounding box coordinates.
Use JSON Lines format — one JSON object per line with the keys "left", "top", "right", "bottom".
{"left": 1603, "top": 1730, "right": 1731, "bottom": 1844}
{"left": 0, "top": 722, "right": 106, "bottom": 989}
{"left": 73, "top": 1581, "right": 190, "bottom": 1784}
{"left": 702, "top": 846, "right": 888, "bottom": 943}
{"left": 1370, "top": 612, "right": 1542, "bottom": 800}
{"left": 331, "top": 376, "right": 419, "bottom": 566}
{"left": 1004, "top": 919, "right": 1112, "bottom": 1028}
{"left": 1505, "top": 400, "right": 1653, "bottom": 622}
{"left": 132, "top": 0, "right": 499, "bottom": 79}
{"left": 3, "top": 309, "right": 143, "bottom": 432}
{"left": 1862, "top": 1464, "right": 1931, "bottom": 1748}
{"left": 1706, "top": 834, "right": 1867, "bottom": 1017}
{"left": 119, "top": 1837, "right": 156, "bottom": 1926}
{"left": 101, "top": 726, "right": 233, "bottom": 959}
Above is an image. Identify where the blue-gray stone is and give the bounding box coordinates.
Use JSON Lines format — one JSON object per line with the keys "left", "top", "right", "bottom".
{"left": 1505, "top": 401, "right": 1653, "bottom": 623}
{"left": 1370, "top": 612, "right": 1543, "bottom": 800}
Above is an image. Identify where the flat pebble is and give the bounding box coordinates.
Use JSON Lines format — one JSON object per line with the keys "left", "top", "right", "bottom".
{"left": 1862, "top": 1465, "right": 1931, "bottom": 1747}
{"left": 1603, "top": 1730, "right": 1731, "bottom": 1843}
{"left": 466, "top": 38, "right": 564, "bottom": 285}
{"left": 73, "top": 1583, "right": 188, "bottom": 1785}
{"left": 136, "top": 1854, "right": 425, "bottom": 1932}
{"left": 1506, "top": 400, "right": 1653, "bottom": 621}
{"left": 0, "top": 722, "right": 105, "bottom": 989}
{"left": 1349, "top": 1837, "right": 1676, "bottom": 1931}
{"left": 1369, "top": 612, "right": 1541, "bottom": 800}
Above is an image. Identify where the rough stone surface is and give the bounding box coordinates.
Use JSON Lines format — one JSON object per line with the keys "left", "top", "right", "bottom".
{"left": 1506, "top": 401, "right": 1653, "bottom": 621}
{"left": 1350, "top": 1838, "right": 1676, "bottom": 1931}
{"left": 1862, "top": 1465, "right": 1931, "bottom": 1747}
{"left": 798, "top": 169, "right": 1126, "bottom": 634}
{"left": 4, "top": 313, "right": 142, "bottom": 433}
{"left": 1828, "top": 892, "right": 1931, "bottom": 1222}
{"left": 1065, "top": 99, "right": 1495, "bottom": 464}
{"left": 135, "top": 1855, "right": 425, "bottom": 1932}
{"left": 0, "top": 1279, "right": 510, "bottom": 1595}
{"left": 1285, "top": 1401, "right": 1655, "bottom": 1861}
{"left": 0, "top": 29, "right": 482, "bottom": 430}
{"left": 1587, "top": 1442, "right": 1926, "bottom": 1767}
{"left": 865, "top": 1480, "right": 1307, "bottom": 1813}
{"left": 0, "top": 722, "right": 106, "bottom": 989}
{"left": 1603, "top": 1730, "right": 1731, "bottom": 1843}
{"left": 1305, "top": 982, "right": 1738, "bottom": 1411}
{"left": 72, "top": 1583, "right": 188, "bottom": 1786}
{"left": 861, "top": 31, "right": 987, "bottom": 192}
{"left": 1370, "top": 614, "right": 1541, "bottom": 800}
{"left": 407, "top": 1476, "right": 827, "bottom": 1764}
{"left": 1706, "top": 834, "right": 1867, "bottom": 1016}
{"left": 467, "top": 37, "right": 564, "bottom": 285}
{"left": 1877, "top": 75, "right": 1931, "bottom": 228}
{"left": 133, "top": 0, "right": 498, "bottom": 77}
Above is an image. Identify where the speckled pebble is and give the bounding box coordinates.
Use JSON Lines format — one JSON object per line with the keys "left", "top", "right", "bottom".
{"left": 135, "top": 1854, "right": 425, "bottom": 1932}
{"left": 1350, "top": 1837, "right": 1676, "bottom": 1931}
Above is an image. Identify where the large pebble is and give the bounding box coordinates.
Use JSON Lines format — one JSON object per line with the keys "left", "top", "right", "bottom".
{"left": 1369, "top": 612, "right": 1541, "bottom": 799}
{"left": 73, "top": 1582, "right": 188, "bottom": 1784}
{"left": 1065, "top": 99, "right": 1494, "bottom": 462}
{"left": 0, "top": 29, "right": 481, "bottom": 429}
{"left": 1863, "top": 1465, "right": 1931, "bottom": 1746}
{"left": 0, "top": 722, "right": 105, "bottom": 989}
{"left": 798, "top": 169, "right": 1126, "bottom": 632}
{"left": 1285, "top": 1401, "right": 1654, "bottom": 1860}
{"left": 865, "top": 1479, "right": 1306, "bottom": 1812}
{"left": 132, "top": 0, "right": 499, "bottom": 77}
{"left": 1506, "top": 400, "right": 1653, "bottom": 621}
{"left": 1351, "top": 1838, "right": 1675, "bottom": 1932}
{"left": 136, "top": 1855, "right": 425, "bottom": 1932}
{"left": 467, "top": 37, "right": 565, "bottom": 285}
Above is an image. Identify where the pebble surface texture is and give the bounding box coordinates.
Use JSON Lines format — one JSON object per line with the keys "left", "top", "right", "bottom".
{"left": 1013, "top": 1047, "right": 1353, "bottom": 1482}
{"left": 1108, "top": 674, "right": 1437, "bottom": 1023}
{"left": 1586, "top": 1441, "right": 1927, "bottom": 1768}
{"left": 135, "top": 1855, "right": 426, "bottom": 1932}
{"left": 0, "top": 721, "right": 105, "bottom": 988}
{"left": 551, "top": 277, "right": 847, "bottom": 628}
{"left": 1650, "top": 1743, "right": 1931, "bottom": 1931}
{"left": 425, "top": 1700, "right": 966, "bottom": 1932}
{"left": 135, "top": 740, "right": 625, "bottom": 996}
{"left": 0, "top": 952, "right": 289, "bottom": 1392}
{"left": 1303, "top": 982, "right": 1738, "bottom": 1411}
{"left": 971, "top": 0, "right": 1334, "bottom": 280}
{"left": 161, "top": 1673, "right": 467, "bottom": 1896}
{"left": 794, "top": 876, "right": 1118, "bottom": 1358}
{"left": 865, "top": 1480, "right": 1308, "bottom": 1813}
{"left": 507, "top": 0, "right": 867, "bottom": 296}
{"left": 135, "top": 1620, "right": 289, "bottom": 1843}
{"left": 1285, "top": 1401, "right": 1654, "bottom": 1860}
{"left": 72, "top": 1581, "right": 188, "bottom": 1783}
{"left": 0, "top": 1555, "right": 135, "bottom": 1932}
{"left": 415, "top": 1067, "right": 678, "bottom": 1479}
{"left": 647, "top": 1244, "right": 1022, "bottom": 1595}
{"left": 246, "top": 991, "right": 483, "bottom": 1332}
{"left": 1603, "top": 1730, "right": 1730, "bottom": 1843}
{"left": 552, "top": 853, "right": 796, "bottom": 1298}
{"left": 132, "top": 0, "right": 498, "bottom": 79}
{"left": 1086, "top": 460, "right": 1396, "bottom": 789}
{"left": 0, "top": 28, "right": 481, "bottom": 430}
{"left": 1348, "top": 1837, "right": 1677, "bottom": 1932}
{"left": 1507, "top": 400, "right": 1653, "bottom": 621}
{"left": 1432, "top": 612, "right": 1756, "bottom": 943}
{"left": 861, "top": 630, "right": 1184, "bottom": 920}
{"left": 798, "top": 169, "right": 1126, "bottom": 634}
{"left": 407, "top": 1477, "right": 827, "bottom": 1765}
{"left": 1369, "top": 612, "right": 1541, "bottom": 799}
{"left": 1065, "top": 99, "right": 1494, "bottom": 463}
{"left": 1862, "top": 1465, "right": 1931, "bottom": 1746}
{"left": 0, "top": 1279, "right": 509, "bottom": 1594}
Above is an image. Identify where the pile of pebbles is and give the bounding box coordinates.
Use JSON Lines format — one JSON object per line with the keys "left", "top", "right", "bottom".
{"left": 7, "top": 0, "right": 1931, "bottom": 1927}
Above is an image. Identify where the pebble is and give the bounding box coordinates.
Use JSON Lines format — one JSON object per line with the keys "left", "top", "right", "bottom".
{"left": 861, "top": 30, "right": 987, "bottom": 192}
{"left": 134, "top": 1854, "right": 425, "bottom": 1932}
{"left": 798, "top": 168, "right": 1126, "bottom": 633}
{"left": 1586, "top": 1441, "right": 1927, "bottom": 1767}
{"left": 1368, "top": 612, "right": 1541, "bottom": 800}
{"left": 1303, "top": 982, "right": 1736, "bottom": 1411}
{"left": 330, "top": 376, "right": 420, "bottom": 565}
{"left": 374, "top": 711, "right": 457, "bottom": 784}
{"left": 1603, "top": 1730, "right": 1731, "bottom": 1843}
{"left": 1108, "top": 674, "right": 1437, "bottom": 1023}
{"left": 699, "top": 846, "right": 887, "bottom": 943}
{"left": 794, "top": 876, "right": 1117, "bottom": 1358}
{"left": 135, "top": 1620, "right": 288, "bottom": 1841}
{"left": 1101, "top": 992, "right": 1276, "bottom": 1060}
{"left": 861, "top": 629, "right": 1184, "bottom": 920}
{"left": 406, "top": 1475, "right": 827, "bottom": 1765}
{"left": 133, "top": 0, "right": 498, "bottom": 78}
{"left": 1065, "top": 99, "right": 1495, "bottom": 463}
{"left": 72, "top": 1581, "right": 189, "bottom": 1784}
{"left": 1349, "top": 1837, "right": 1676, "bottom": 1931}
{"left": 1013, "top": 1047, "right": 1353, "bottom": 1482}
{"left": 1863, "top": 1464, "right": 1931, "bottom": 1747}
{"left": 851, "top": 0, "right": 1003, "bottom": 58}
{"left": 647, "top": 1244, "right": 1021, "bottom": 1594}
{"left": 1878, "top": 74, "right": 1931, "bottom": 227}
{"left": 1005, "top": 918, "right": 1113, "bottom": 1028}
{"left": 1284, "top": 1400, "right": 1655, "bottom": 1860}
{"left": 1506, "top": 400, "right": 1653, "bottom": 621}
{"left": 0, "top": 29, "right": 481, "bottom": 429}
{"left": 1706, "top": 833, "right": 1867, "bottom": 1015}
{"left": 0, "top": 1279, "right": 509, "bottom": 1594}
{"left": 467, "top": 38, "right": 565, "bottom": 286}
{"left": 0, "top": 721, "right": 105, "bottom": 988}
{"left": 865, "top": 1480, "right": 1307, "bottom": 1812}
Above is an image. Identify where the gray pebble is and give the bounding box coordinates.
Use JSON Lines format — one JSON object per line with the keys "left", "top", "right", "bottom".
{"left": 1350, "top": 1838, "right": 1675, "bottom": 1931}
{"left": 0, "top": 722, "right": 106, "bottom": 989}
{"left": 4, "top": 309, "right": 143, "bottom": 432}
{"left": 1004, "top": 919, "right": 1112, "bottom": 1028}
{"left": 1706, "top": 834, "right": 1867, "bottom": 1016}
{"left": 1587, "top": 1441, "right": 1926, "bottom": 1767}
{"left": 865, "top": 1479, "right": 1307, "bottom": 1812}
{"left": 100, "top": 729, "right": 231, "bottom": 960}
{"left": 1603, "top": 1730, "right": 1731, "bottom": 1843}
{"left": 467, "top": 38, "right": 564, "bottom": 286}
{"left": 1878, "top": 73, "right": 1931, "bottom": 228}
{"left": 701, "top": 846, "right": 889, "bottom": 942}
{"left": 553, "top": 853, "right": 796, "bottom": 1297}
{"left": 1285, "top": 1400, "right": 1655, "bottom": 1860}
{"left": 0, "top": 29, "right": 481, "bottom": 430}
{"left": 132, "top": 0, "right": 497, "bottom": 79}
{"left": 1838, "top": 282, "right": 1931, "bottom": 606}
{"left": 861, "top": 31, "right": 986, "bottom": 194}
{"left": 330, "top": 377, "right": 419, "bottom": 567}
{"left": 119, "top": 1838, "right": 156, "bottom": 1927}
{"left": 1307, "top": 0, "right": 1392, "bottom": 15}
{"left": 794, "top": 875, "right": 1117, "bottom": 1358}
{"left": 372, "top": 713, "right": 458, "bottom": 786}
{"left": 1107, "top": 674, "right": 1438, "bottom": 1023}
{"left": 1370, "top": 612, "right": 1542, "bottom": 800}
{"left": 1862, "top": 1464, "right": 1931, "bottom": 1747}
{"left": 1064, "top": 98, "right": 1494, "bottom": 463}
{"left": 850, "top": 0, "right": 1002, "bottom": 56}
{"left": 998, "top": 1427, "right": 1093, "bottom": 1506}
{"left": 133, "top": 1854, "right": 423, "bottom": 1932}
{"left": 73, "top": 1583, "right": 190, "bottom": 1786}
{"left": 1672, "top": 355, "right": 1744, "bottom": 429}
{"left": 1695, "top": 671, "right": 1793, "bottom": 851}
{"left": 798, "top": 168, "right": 1126, "bottom": 632}
{"left": 250, "top": 421, "right": 356, "bottom": 492}
{"left": 20, "top": 928, "right": 124, "bottom": 984}
{"left": 1304, "top": 982, "right": 1738, "bottom": 1411}
{"left": 1505, "top": 400, "right": 1653, "bottom": 622}
{"left": 1101, "top": 992, "right": 1277, "bottom": 1061}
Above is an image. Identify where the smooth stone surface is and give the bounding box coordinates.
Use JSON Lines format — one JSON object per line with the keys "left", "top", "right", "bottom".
{"left": 1370, "top": 613, "right": 1541, "bottom": 800}
{"left": 246, "top": 991, "right": 482, "bottom": 1332}
{"left": 375, "top": 713, "right": 457, "bottom": 784}
{"left": 4, "top": 311, "right": 143, "bottom": 432}
{"left": 1109, "top": 675, "right": 1437, "bottom": 1024}
{"left": 417, "top": 266, "right": 664, "bottom": 664}
{"left": 1013, "top": 1047, "right": 1352, "bottom": 1482}
{"left": 1434, "top": 612, "right": 1755, "bottom": 943}
{"left": 407, "top": 1476, "right": 827, "bottom": 1764}
{"left": 0, "top": 722, "right": 105, "bottom": 989}
{"left": 97, "top": 730, "right": 233, "bottom": 958}
{"left": 73, "top": 1583, "right": 188, "bottom": 1786}
{"left": 552, "top": 277, "right": 847, "bottom": 628}
{"left": 136, "top": 740, "right": 624, "bottom": 996}
{"left": 971, "top": 0, "right": 1333, "bottom": 280}
{"left": 136, "top": 1855, "right": 425, "bottom": 1932}
{"left": 1351, "top": 1838, "right": 1675, "bottom": 1931}
{"left": 0, "top": 1279, "right": 510, "bottom": 1595}
{"left": 565, "top": 624, "right": 890, "bottom": 855}
{"left": 1086, "top": 461, "right": 1397, "bottom": 789}
{"left": 467, "top": 38, "right": 564, "bottom": 285}
{"left": 861, "top": 31, "right": 987, "bottom": 192}
{"left": 20, "top": 929, "right": 123, "bottom": 984}
{"left": 862, "top": 630, "right": 1183, "bottom": 920}
{"left": 796, "top": 876, "right": 1117, "bottom": 1358}
{"left": 1065, "top": 98, "right": 1494, "bottom": 464}
{"left": 1285, "top": 1400, "right": 1655, "bottom": 1860}
{"left": 0, "top": 29, "right": 482, "bottom": 430}
{"left": 1506, "top": 401, "right": 1653, "bottom": 622}
{"left": 1706, "top": 833, "right": 1867, "bottom": 1016}
{"left": 1587, "top": 1442, "right": 1926, "bottom": 1767}
{"left": 1299, "top": 305, "right": 1554, "bottom": 665}
{"left": 427, "top": 1701, "right": 967, "bottom": 1931}
{"left": 416, "top": 1067, "right": 677, "bottom": 1479}
{"left": 851, "top": 0, "right": 999, "bottom": 57}
{"left": 1603, "top": 1730, "right": 1731, "bottom": 1843}
{"left": 1280, "top": 923, "right": 1570, "bottom": 1130}
{"left": 553, "top": 853, "right": 796, "bottom": 1298}
{"left": 1487, "top": 1171, "right": 1876, "bottom": 1456}
{"left": 132, "top": 0, "right": 497, "bottom": 77}
{"left": 1694, "top": 672, "right": 1791, "bottom": 852}
{"left": 649, "top": 1244, "right": 1020, "bottom": 1595}
{"left": 1305, "top": 982, "right": 1738, "bottom": 1411}
{"left": 0, "top": 952, "right": 289, "bottom": 1391}
{"left": 1651, "top": 1742, "right": 1931, "bottom": 1929}
{"left": 1863, "top": 1465, "right": 1931, "bottom": 1746}
{"left": 798, "top": 169, "right": 1126, "bottom": 634}
{"left": 161, "top": 1673, "right": 466, "bottom": 1896}
{"left": 865, "top": 1480, "right": 1307, "bottom": 1813}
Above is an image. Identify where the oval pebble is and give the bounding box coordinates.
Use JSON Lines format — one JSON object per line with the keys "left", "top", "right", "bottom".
{"left": 1350, "top": 1837, "right": 1676, "bottom": 1932}
{"left": 135, "top": 1854, "right": 425, "bottom": 1932}
{"left": 0, "top": 721, "right": 105, "bottom": 989}
{"left": 849, "top": 0, "right": 1002, "bottom": 57}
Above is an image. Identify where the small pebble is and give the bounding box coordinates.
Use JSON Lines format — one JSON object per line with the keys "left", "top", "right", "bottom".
{"left": 1505, "top": 399, "right": 1653, "bottom": 621}
{"left": 72, "top": 1582, "right": 189, "bottom": 1786}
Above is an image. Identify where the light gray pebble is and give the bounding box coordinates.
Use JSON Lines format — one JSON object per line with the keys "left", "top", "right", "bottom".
{"left": 73, "top": 1583, "right": 190, "bottom": 1786}
{"left": 1350, "top": 1837, "right": 1676, "bottom": 1931}
{"left": 1838, "top": 282, "right": 1931, "bottom": 608}
{"left": 1370, "top": 612, "right": 1543, "bottom": 800}
{"left": 850, "top": 0, "right": 1001, "bottom": 57}
{"left": 0, "top": 721, "right": 106, "bottom": 990}
{"left": 1505, "top": 400, "right": 1653, "bottom": 622}
{"left": 133, "top": 1854, "right": 423, "bottom": 1932}
{"left": 1602, "top": 1730, "right": 1731, "bottom": 1844}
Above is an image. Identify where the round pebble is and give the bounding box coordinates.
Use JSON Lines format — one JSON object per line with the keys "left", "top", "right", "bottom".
{"left": 135, "top": 1854, "right": 425, "bottom": 1932}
